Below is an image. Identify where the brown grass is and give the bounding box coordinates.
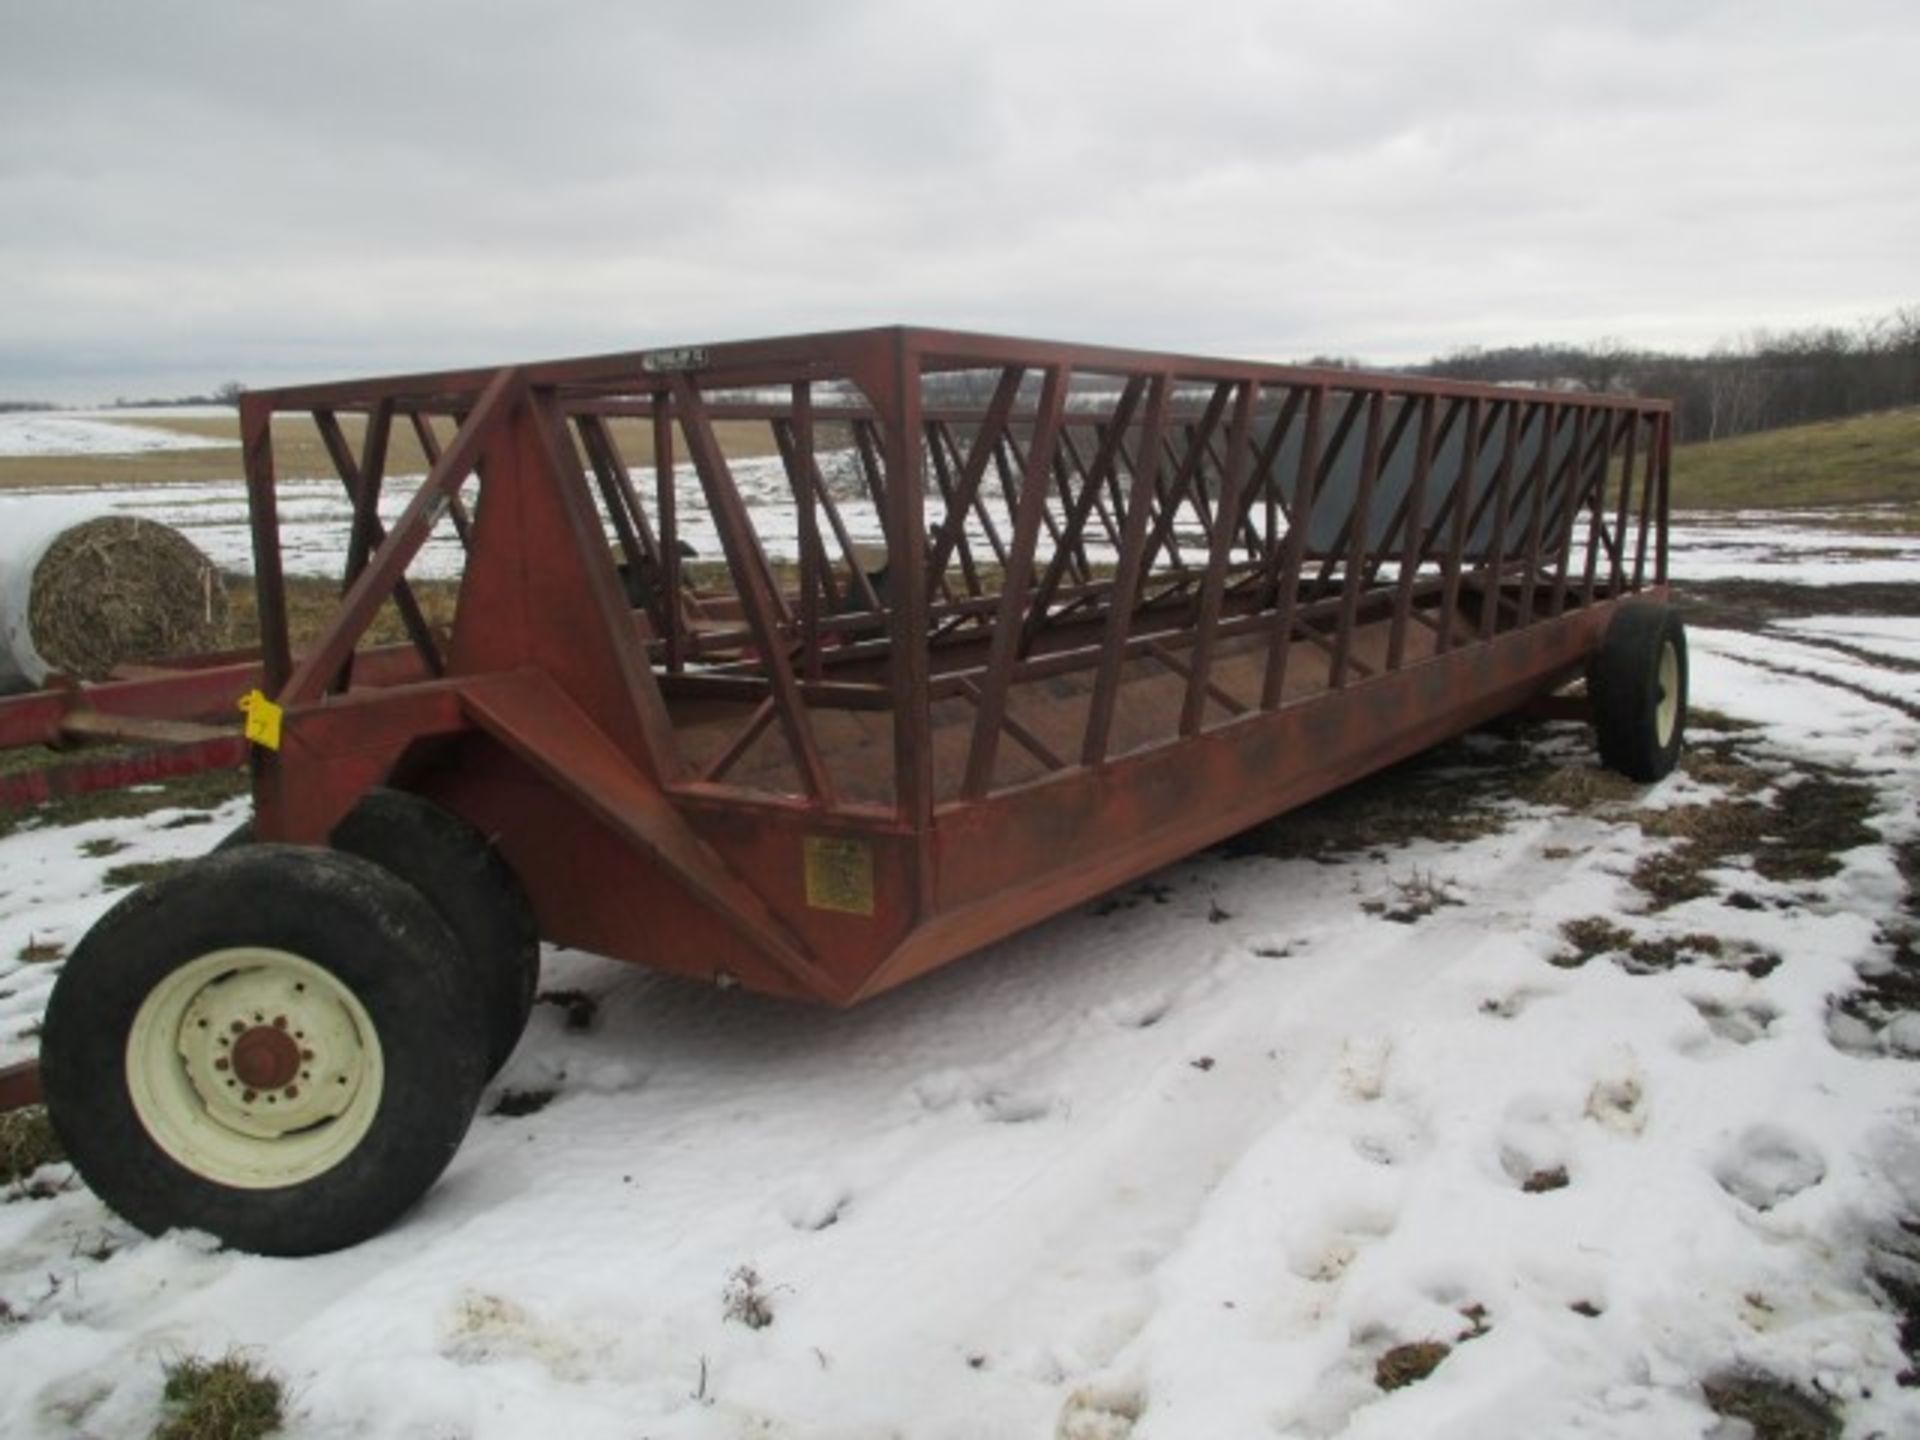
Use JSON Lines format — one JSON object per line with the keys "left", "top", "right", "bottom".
{"left": 101, "top": 858, "right": 194, "bottom": 891}
{"left": 1376, "top": 1341, "right": 1451, "bottom": 1391}
{"left": 0, "top": 1108, "right": 63, "bottom": 1187}
{"left": 1700, "top": 1372, "right": 1840, "bottom": 1440}
{"left": 221, "top": 573, "right": 462, "bottom": 653}
{"left": 154, "top": 1351, "right": 286, "bottom": 1440}
{"left": 1506, "top": 763, "right": 1644, "bottom": 811}
{"left": 0, "top": 761, "right": 248, "bottom": 841}
{"left": 1671, "top": 405, "right": 1920, "bottom": 512}
{"left": 1554, "top": 916, "right": 1634, "bottom": 968}
{"left": 1221, "top": 743, "right": 1515, "bottom": 862}
{"left": 1622, "top": 748, "right": 1876, "bottom": 909}
{"left": 722, "top": 1265, "right": 776, "bottom": 1330}
{"left": 0, "top": 412, "right": 780, "bottom": 491}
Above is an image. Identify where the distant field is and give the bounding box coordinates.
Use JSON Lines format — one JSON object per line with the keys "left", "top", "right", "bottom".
{"left": 0, "top": 411, "right": 781, "bottom": 490}
{"left": 1670, "top": 406, "right": 1920, "bottom": 512}
{"left": 9, "top": 403, "right": 1916, "bottom": 525}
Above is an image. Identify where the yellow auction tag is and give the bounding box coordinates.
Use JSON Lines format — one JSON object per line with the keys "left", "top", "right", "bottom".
{"left": 238, "top": 689, "right": 283, "bottom": 751}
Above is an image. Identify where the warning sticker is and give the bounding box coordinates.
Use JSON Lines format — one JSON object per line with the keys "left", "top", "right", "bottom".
{"left": 803, "top": 836, "right": 874, "bottom": 916}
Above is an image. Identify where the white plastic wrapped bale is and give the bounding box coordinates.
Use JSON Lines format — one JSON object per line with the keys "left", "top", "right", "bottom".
{"left": 0, "top": 496, "right": 229, "bottom": 693}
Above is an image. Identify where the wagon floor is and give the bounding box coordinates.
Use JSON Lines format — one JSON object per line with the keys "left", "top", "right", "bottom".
{"left": 667, "top": 598, "right": 1475, "bottom": 807}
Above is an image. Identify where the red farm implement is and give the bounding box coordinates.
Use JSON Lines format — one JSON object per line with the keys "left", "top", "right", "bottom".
{"left": 1, "top": 327, "right": 1682, "bottom": 1252}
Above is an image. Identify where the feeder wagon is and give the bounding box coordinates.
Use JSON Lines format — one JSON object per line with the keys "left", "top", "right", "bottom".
{"left": 0, "top": 328, "right": 1684, "bottom": 1253}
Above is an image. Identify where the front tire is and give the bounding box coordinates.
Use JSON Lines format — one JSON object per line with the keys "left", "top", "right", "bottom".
{"left": 40, "top": 845, "right": 488, "bottom": 1256}
{"left": 1590, "top": 601, "right": 1687, "bottom": 782}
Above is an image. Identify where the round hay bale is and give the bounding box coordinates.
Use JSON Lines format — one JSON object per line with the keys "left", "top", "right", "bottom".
{"left": 0, "top": 503, "right": 228, "bottom": 690}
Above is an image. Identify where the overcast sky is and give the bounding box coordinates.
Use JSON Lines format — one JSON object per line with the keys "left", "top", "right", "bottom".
{"left": 2, "top": 0, "right": 1915, "bottom": 401}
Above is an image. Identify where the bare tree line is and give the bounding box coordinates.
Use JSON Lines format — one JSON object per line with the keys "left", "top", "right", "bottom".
{"left": 1415, "top": 305, "right": 1920, "bottom": 444}
{"left": 923, "top": 305, "right": 1920, "bottom": 448}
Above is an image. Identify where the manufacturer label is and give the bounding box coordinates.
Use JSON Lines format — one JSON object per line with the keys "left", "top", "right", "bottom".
{"left": 803, "top": 836, "right": 874, "bottom": 916}
{"left": 641, "top": 346, "right": 710, "bottom": 374}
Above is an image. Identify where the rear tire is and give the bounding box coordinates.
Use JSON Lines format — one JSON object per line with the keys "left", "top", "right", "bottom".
{"left": 1590, "top": 602, "right": 1687, "bottom": 782}
{"left": 330, "top": 789, "right": 540, "bottom": 1077}
{"left": 40, "top": 845, "right": 488, "bottom": 1255}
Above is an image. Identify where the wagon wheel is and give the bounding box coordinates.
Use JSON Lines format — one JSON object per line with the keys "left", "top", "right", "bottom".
{"left": 1589, "top": 601, "right": 1688, "bottom": 782}
{"left": 40, "top": 845, "right": 488, "bottom": 1256}
{"left": 211, "top": 790, "right": 540, "bottom": 1076}
{"left": 330, "top": 789, "right": 541, "bottom": 1077}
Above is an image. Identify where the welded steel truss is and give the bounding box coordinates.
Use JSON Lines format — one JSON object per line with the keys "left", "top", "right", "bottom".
{"left": 242, "top": 327, "right": 1669, "bottom": 830}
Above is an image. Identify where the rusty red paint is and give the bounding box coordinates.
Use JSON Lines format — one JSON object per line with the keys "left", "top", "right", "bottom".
{"left": 0, "top": 328, "right": 1673, "bottom": 1122}
{"left": 0, "top": 1060, "right": 40, "bottom": 1112}
{"left": 230, "top": 1025, "right": 301, "bottom": 1091}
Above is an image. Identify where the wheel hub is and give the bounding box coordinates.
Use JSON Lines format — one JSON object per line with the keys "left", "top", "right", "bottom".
{"left": 127, "top": 947, "right": 385, "bottom": 1187}
{"left": 230, "top": 1024, "right": 301, "bottom": 1092}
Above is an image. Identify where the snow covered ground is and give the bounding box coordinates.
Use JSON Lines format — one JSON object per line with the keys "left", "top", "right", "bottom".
{"left": 1668, "top": 512, "right": 1920, "bottom": 586}
{"left": 0, "top": 411, "right": 236, "bottom": 459}
{"left": 2, "top": 618, "right": 1919, "bottom": 1433}
{"left": 1, "top": 468, "right": 1919, "bottom": 1435}
{"left": 27, "top": 458, "right": 893, "bottom": 579}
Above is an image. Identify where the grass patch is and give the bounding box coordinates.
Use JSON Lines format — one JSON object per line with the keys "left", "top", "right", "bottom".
{"left": 1837, "top": 924, "right": 1920, "bottom": 1029}
{"left": 153, "top": 1351, "right": 286, "bottom": 1440}
{"left": 0, "top": 763, "right": 248, "bottom": 841}
{"left": 1625, "top": 758, "right": 1876, "bottom": 910}
{"left": 0, "top": 410, "right": 780, "bottom": 492}
{"left": 222, "top": 573, "right": 459, "bottom": 654}
{"left": 1220, "top": 736, "right": 1523, "bottom": 862}
{"left": 1874, "top": 1261, "right": 1920, "bottom": 1388}
{"left": 1751, "top": 772, "right": 1879, "bottom": 882}
{"left": 1554, "top": 916, "right": 1774, "bottom": 978}
{"left": 489, "top": 1088, "right": 555, "bottom": 1118}
{"left": 1504, "top": 763, "right": 1644, "bottom": 811}
{"left": 1364, "top": 871, "right": 1461, "bottom": 924}
{"left": 1, "top": 1108, "right": 64, "bottom": 1188}
{"left": 16, "top": 934, "right": 64, "bottom": 964}
{"left": 1678, "top": 743, "right": 1772, "bottom": 794}
{"left": 1628, "top": 849, "right": 1722, "bottom": 910}
{"left": 722, "top": 1265, "right": 776, "bottom": 1330}
{"left": 1637, "top": 796, "right": 1771, "bottom": 850}
{"left": 1622, "top": 932, "right": 1725, "bottom": 975}
{"left": 1689, "top": 706, "right": 1761, "bottom": 734}
{"left": 1671, "top": 405, "right": 1920, "bottom": 510}
{"left": 102, "top": 858, "right": 194, "bottom": 891}
{"left": 1897, "top": 838, "right": 1920, "bottom": 914}
{"left": 1554, "top": 916, "right": 1633, "bottom": 968}
{"left": 1700, "top": 1372, "right": 1841, "bottom": 1440}
{"left": 1677, "top": 578, "right": 1920, "bottom": 636}
{"left": 1375, "top": 1340, "right": 1450, "bottom": 1391}
{"left": 535, "top": 988, "right": 598, "bottom": 1032}
{"left": 79, "top": 836, "right": 129, "bottom": 858}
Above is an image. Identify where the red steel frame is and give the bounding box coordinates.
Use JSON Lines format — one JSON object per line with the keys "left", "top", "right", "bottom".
{"left": 216, "top": 326, "right": 1671, "bottom": 1008}
{"left": 0, "top": 326, "right": 1671, "bottom": 1084}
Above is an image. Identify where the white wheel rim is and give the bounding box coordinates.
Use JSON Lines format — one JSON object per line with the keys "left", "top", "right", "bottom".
{"left": 127, "top": 947, "right": 384, "bottom": 1189}
{"left": 1655, "top": 640, "right": 1680, "bottom": 749}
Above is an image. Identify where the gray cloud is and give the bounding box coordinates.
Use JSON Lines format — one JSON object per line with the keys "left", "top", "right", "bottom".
{"left": 1, "top": 0, "right": 1914, "bottom": 398}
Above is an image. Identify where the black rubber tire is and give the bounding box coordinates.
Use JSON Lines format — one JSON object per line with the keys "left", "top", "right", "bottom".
{"left": 330, "top": 789, "right": 540, "bottom": 1077}
{"left": 40, "top": 845, "right": 488, "bottom": 1256}
{"left": 1590, "top": 601, "right": 1688, "bottom": 782}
